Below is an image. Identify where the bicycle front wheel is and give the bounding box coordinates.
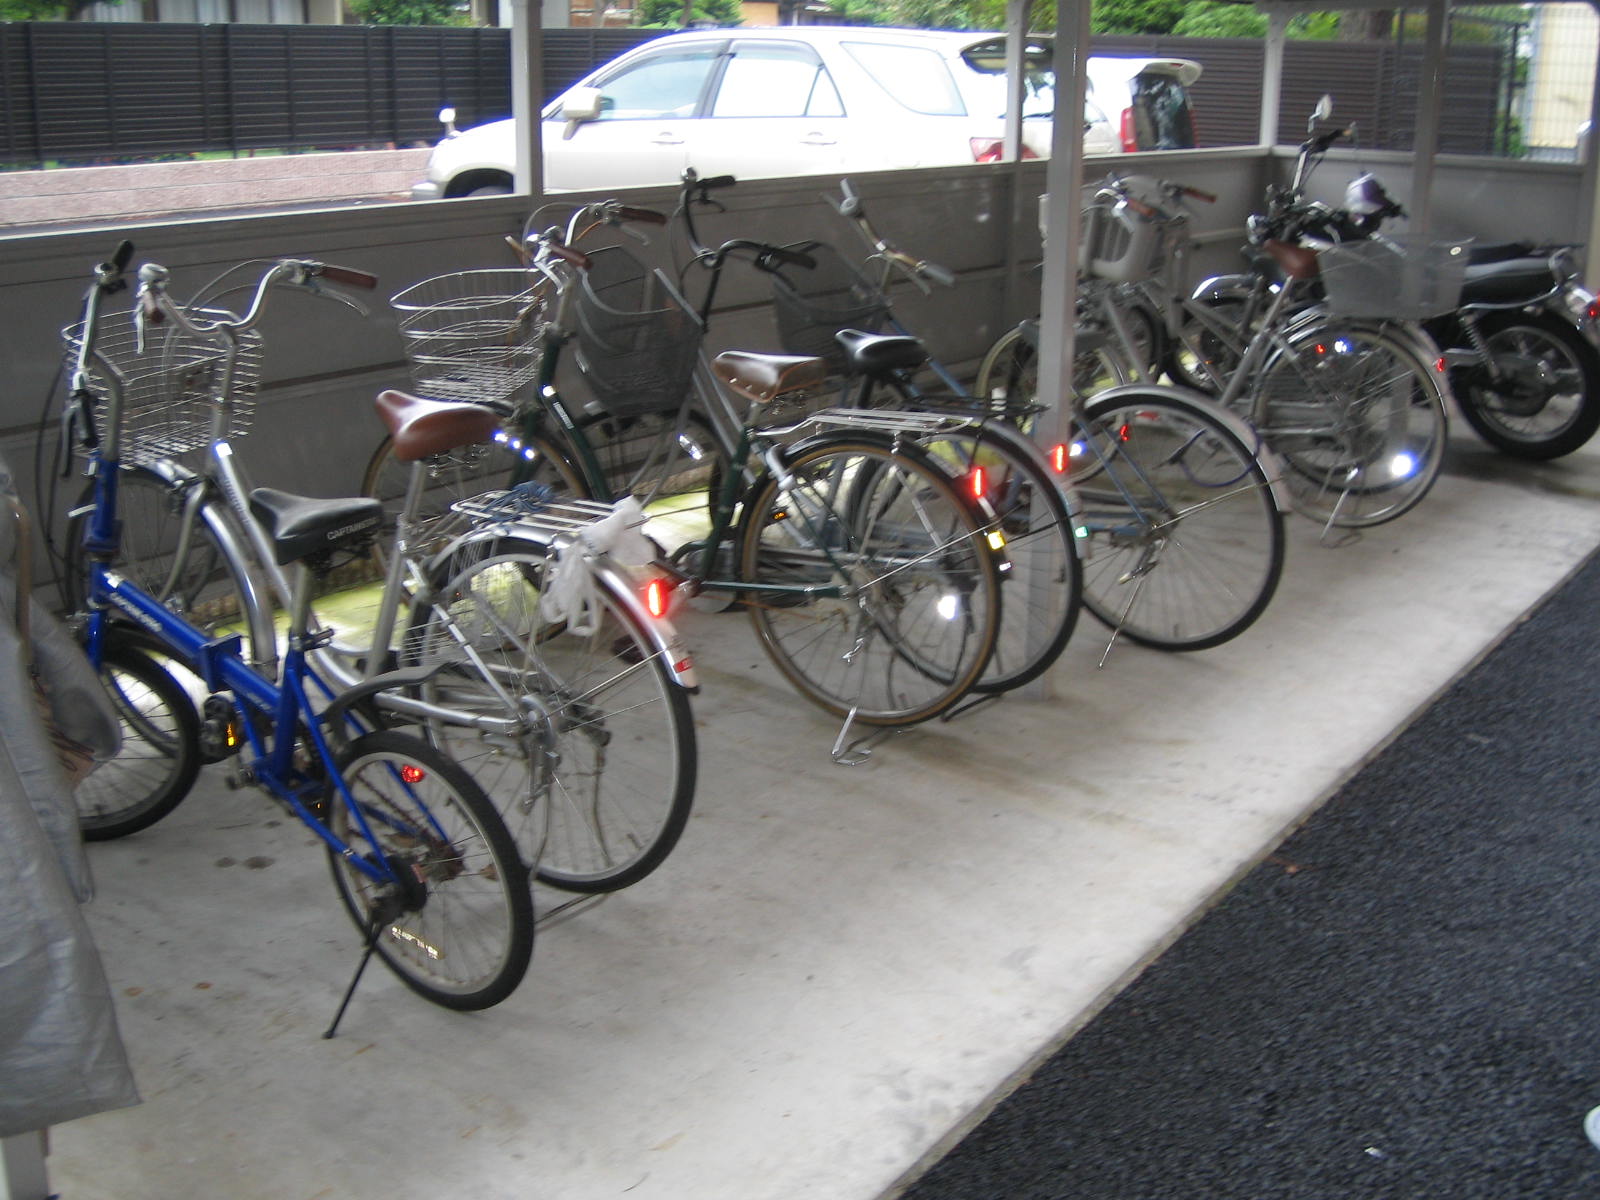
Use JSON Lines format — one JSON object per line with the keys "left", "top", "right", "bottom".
{"left": 75, "top": 638, "right": 202, "bottom": 841}
{"left": 326, "top": 729, "right": 534, "bottom": 1011}
{"left": 737, "top": 436, "right": 1002, "bottom": 726}
{"left": 1254, "top": 318, "right": 1448, "bottom": 528}
{"left": 405, "top": 539, "right": 696, "bottom": 893}
{"left": 1071, "top": 389, "right": 1285, "bottom": 651}
{"left": 975, "top": 321, "right": 1125, "bottom": 410}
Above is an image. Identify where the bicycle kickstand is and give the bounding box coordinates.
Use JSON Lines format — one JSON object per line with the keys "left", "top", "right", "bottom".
{"left": 323, "top": 906, "right": 391, "bottom": 1039}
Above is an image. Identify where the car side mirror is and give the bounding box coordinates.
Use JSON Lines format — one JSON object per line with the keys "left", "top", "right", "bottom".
{"left": 560, "top": 87, "right": 604, "bottom": 139}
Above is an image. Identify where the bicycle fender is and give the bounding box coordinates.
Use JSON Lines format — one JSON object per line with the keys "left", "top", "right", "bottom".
{"left": 1085, "top": 382, "right": 1294, "bottom": 515}
{"left": 587, "top": 557, "right": 700, "bottom": 692}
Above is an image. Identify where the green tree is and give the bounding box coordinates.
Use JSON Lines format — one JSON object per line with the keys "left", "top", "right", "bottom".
{"left": 1090, "top": 0, "right": 1186, "bottom": 35}
{"left": 636, "top": 0, "right": 740, "bottom": 26}
{"left": 1172, "top": 2, "right": 1265, "bottom": 38}
{"left": 347, "top": 0, "right": 470, "bottom": 23}
{"left": 0, "top": 0, "right": 110, "bottom": 18}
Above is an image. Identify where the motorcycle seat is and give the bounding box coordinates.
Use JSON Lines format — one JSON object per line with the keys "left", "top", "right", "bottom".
{"left": 1460, "top": 258, "right": 1558, "bottom": 306}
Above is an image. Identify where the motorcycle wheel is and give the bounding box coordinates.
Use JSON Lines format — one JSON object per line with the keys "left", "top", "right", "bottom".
{"left": 1449, "top": 309, "right": 1600, "bottom": 460}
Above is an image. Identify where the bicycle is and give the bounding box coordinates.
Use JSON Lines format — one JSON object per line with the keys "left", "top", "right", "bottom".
{"left": 772, "top": 177, "right": 1287, "bottom": 659}
{"left": 60, "top": 243, "right": 533, "bottom": 1030}
{"left": 1062, "top": 173, "right": 1453, "bottom": 533}
{"left": 366, "top": 194, "right": 1009, "bottom": 756}
{"left": 58, "top": 254, "right": 699, "bottom": 897}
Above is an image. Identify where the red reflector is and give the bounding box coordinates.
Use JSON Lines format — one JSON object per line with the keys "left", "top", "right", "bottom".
{"left": 1435, "top": 356, "right": 1447, "bottom": 374}
{"left": 968, "top": 466, "right": 986, "bottom": 500}
{"left": 1050, "top": 444, "right": 1068, "bottom": 473}
{"left": 1586, "top": 299, "right": 1600, "bottom": 322}
{"left": 1118, "top": 423, "right": 1132, "bottom": 442}
{"left": 645, "top": 577, "right": 670, "bottom": 619}
{"left": 400, "top": 764, "right": 425, "bottom": 784}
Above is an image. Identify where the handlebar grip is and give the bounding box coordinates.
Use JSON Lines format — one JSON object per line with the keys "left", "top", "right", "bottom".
{"left": 549, "top": 244, "right": 592, "bottom": 271}
{"left": 922, "top": 261, "right": 957, "bottom": 288}
{"left": 318, "top": 264, "right": 379, "bottom": 290}
{"left": 764, "top": 245, "right": 816, "bottom": 270}
{"left": 111, "top": 241, "right": 134, "bottom": 273}
{"left": 697, "top": 174, "right": 737, "bottom": 190}
{"left": 1124, "top": 197, "right": 1160, "bottom": 220}
{"left": 1183, "top": 186, "right": 1218, "bottom": 204}
{"left": 614, "top": 205, "right": 667, "bottom": 226}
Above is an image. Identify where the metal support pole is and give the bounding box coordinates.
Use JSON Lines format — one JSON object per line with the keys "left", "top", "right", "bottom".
{"left": 1582, "top": 1, "right": 1600, "bottom": 288}
{"left": 1260, "top": 8, "right": 1289, "bottom": 147}
{"left": 1410, "top": 0, "right": 1449, "bottom": 234}
{"left": 508, "top": 0, "right": 544, "bottom": 197}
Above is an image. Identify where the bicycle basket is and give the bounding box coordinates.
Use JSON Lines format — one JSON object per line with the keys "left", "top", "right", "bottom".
{"left": 1317, "top": 235, "right": 1471, "bottom": 320}
{"left": 769, "top": 243, "right": 889, "bottom": 373}
{"left": 390, "top": 270, "right": 548, "bottom": 404}
{"left": 61, "top": 309, "right": 262, "bottom": 468}
{"left": 573, "top": 246, "right": 704, "bottom": 418}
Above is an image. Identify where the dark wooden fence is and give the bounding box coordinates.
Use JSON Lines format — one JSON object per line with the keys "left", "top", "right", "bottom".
{"left": 0, "top": 22, "right": 1505, "bottom": 169}
{"left": 0, "top": 23, "right": 661, "bottom": 166}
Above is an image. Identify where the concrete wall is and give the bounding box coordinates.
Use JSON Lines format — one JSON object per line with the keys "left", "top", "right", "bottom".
{"left": 1, "top": 147, "right": 1588, "bottom": 576}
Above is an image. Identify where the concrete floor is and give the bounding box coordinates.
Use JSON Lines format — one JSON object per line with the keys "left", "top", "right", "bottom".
{"left": 42, "top": 427, "right": 1600, "bottom": 1200}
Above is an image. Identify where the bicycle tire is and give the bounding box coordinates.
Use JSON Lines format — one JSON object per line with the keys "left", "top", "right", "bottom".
{"left": 737, "top": 434, "right": 1002, "bottom": 726}
{"left": 64, "top": 465, "right": 263, "bottom": 657}
{"left": 1254, "top": 317, "right": 1447, "bottom": 528}
{"left": 404, "top": 538, "right": 696, "bottom": 893}
{"left": 1162, "top": 293, "right": 1252, "bottom": 393}
{"left": 1072, "top": 388, "right": 1285, "bottom": 651}
{"left": 75, "top": 638, "right": 202, "bottom": 841}
{"left": 1449, "top": 309, "right": 1600, "bottom": 460}
{"left": 975, "top": 322, "right": 1125, "bottom": 409}
{"left": 575, "top": 405, "right": 726, "bottom": 511}
{"left": 325, "top": 729, "right": 534, "bottom": 1011}
{"left": 910, "top": 423, "right": 1081, "bottom": 693}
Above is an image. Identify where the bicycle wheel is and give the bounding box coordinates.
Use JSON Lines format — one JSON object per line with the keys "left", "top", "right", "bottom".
{"left": 737, "top": 435, "right": 1002, "bottom": 726}
{"left": 1163, "top": 294, "right": 1252, "bottom": 393}
{"left": 1071, "top": 389, "right": 1285, "bottom": 651}
{"left": 405, "top": 539, "right": 696, "bottom": 893}
{"left": 1450, "top": 310, "right": 1600, "bottom": 460}
{"left": 912, "top": 424, "right": 1081, "bottom": 693}
{"left": 1253, "top": 318, "right": 1447, "bottom": 528}
{"left": 326, "top": 729, "right": 533, "bottom": 1011}
{"left": 75, "top": 638, "right": 202, "bottom": 841}
{"left": 575, "top": 405, "right": 725, "bottom": 509}
{"left": 975, "top": 322, "right": 1125, "bottom": 409}
{"left": 65, "top": 465, "right": 258, "bottom": 650}
{"left": 361, "top": 428, "right": 587, "bottom": 565}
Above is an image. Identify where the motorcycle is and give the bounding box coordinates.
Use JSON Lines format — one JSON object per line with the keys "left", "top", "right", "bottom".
{"left": 1186, "top": 99, "right": 1600, "bottom": 460}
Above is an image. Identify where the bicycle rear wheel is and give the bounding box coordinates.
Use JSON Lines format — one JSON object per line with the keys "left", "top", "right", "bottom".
{"left": 737, "top": 435, "right": 1001, "bottom": 726}
{"left": 1071, "top": 389, "right": 1285, "bottom": 651}
{"left": 75, "top": 638, "right": 201, "bottom": 840}
{"left": 1253, "top": 318, "right": 1447, "bottom": 528}
{"left": 912, "top": 423, "right": 1080, "bottom": 693}
{"left": 326, "top": 729, "right": 533, "bottom": 1011}
{"left": 405, "top": 538, "right": 696, "bottom": 893}
{"left": 975, "top": 321, "right": 1125, "bottom": 409}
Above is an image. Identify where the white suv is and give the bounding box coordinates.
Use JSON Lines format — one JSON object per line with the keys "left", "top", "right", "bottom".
{"left": 409, "top": 27, "right": 1200, "bottom": 199}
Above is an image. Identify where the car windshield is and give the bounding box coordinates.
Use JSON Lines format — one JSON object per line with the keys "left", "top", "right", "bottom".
{"left": 957, "top": 38, "right": 1056, "bottom": 120}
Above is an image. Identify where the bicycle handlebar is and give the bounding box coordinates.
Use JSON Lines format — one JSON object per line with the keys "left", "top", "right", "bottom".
{"left": 135, "top": 257, "right": 375, "bottom": 340}
{"left": 829, "top": 176, "right": 955, "bottom": 293}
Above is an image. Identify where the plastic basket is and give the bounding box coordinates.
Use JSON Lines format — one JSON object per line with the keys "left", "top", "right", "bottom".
{"left": 61, "top": 309, "right": 261, "bottom": 468}
{"left": 1081, "top": 199, "right": 1164, "bottom": 284}
{"left": 1317, "top": 236, "right": 1471, "bottom": 320}
{"left": 769, "top": 243, "right": 889, "bottom": 373}
{"left": 390, "top": 270, "right": 547, "bottom": 404}
{"left": 573, "top": 247, "right": 704, "bottom": 418}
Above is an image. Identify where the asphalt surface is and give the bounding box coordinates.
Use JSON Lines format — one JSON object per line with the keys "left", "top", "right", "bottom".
{"left": 898, "top": 547, "right": 1600, "bottom": 1199}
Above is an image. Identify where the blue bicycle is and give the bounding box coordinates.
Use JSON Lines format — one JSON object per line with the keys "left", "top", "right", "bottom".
{"left": 61, "top": 243, "right": 534, "bottom": 1029}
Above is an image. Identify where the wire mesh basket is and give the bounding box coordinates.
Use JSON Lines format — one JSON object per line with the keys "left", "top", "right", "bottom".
{"left": 390, "top": 269, "right": 548, "bottom": 404}
{"left": 1317, "top": 235, "right": 1471, "bottom": 320}
{"left": 61, "top": 309, "right": 262, "bottom": 468}
{"left": 769, "top": 243, "right": 889, "bottom": 374}
{"left": 573, "top": 246, "right": 704, "bottom": 418}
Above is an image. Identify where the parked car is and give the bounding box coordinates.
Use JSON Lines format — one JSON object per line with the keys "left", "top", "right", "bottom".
{"left": 409, "top": 27, "right": 1201, "bottom": 199}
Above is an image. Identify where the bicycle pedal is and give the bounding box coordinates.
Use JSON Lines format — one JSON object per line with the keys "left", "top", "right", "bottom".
{"left": 198, "top": 694, "right": 244, "bottom": 763}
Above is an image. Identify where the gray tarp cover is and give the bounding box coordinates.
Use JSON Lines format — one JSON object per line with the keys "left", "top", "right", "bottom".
{"left": 0, "top": 455, "right": 138, "bottom": 1137}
